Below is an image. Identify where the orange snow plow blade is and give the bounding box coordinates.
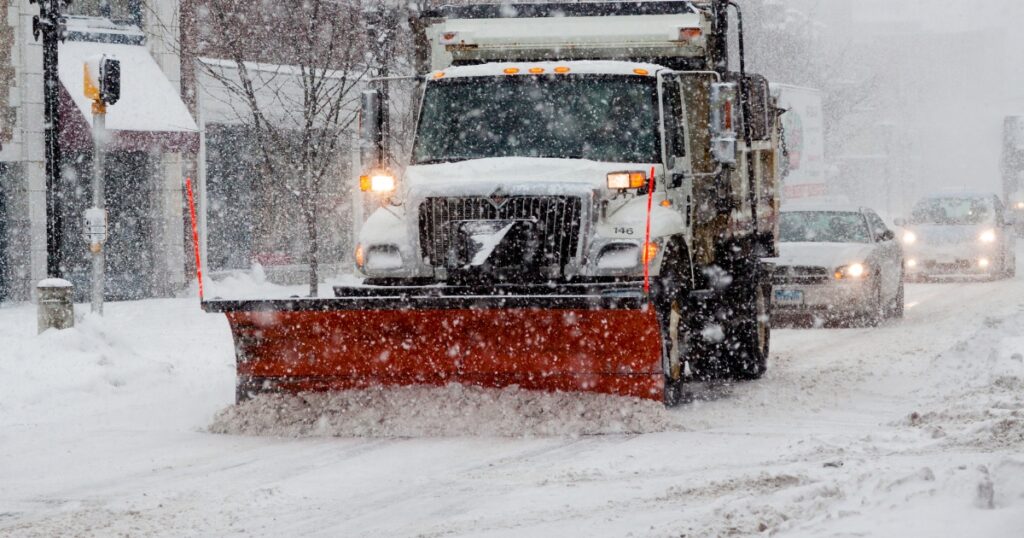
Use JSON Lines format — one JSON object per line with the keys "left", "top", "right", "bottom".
{"left": 203, "top": 285, "right": 666, "bottom": 402}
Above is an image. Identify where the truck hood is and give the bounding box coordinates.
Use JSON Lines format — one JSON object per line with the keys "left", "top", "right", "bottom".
{"left": 402, "top": 157, "right": 660, "bottom": 197}
{"left": 771, "top": 242, "right": 875, "bottom": 270}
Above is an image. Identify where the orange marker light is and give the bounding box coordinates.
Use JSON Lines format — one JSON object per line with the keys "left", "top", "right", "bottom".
{"left": 528, "top": 67, "right": 545, "bottom": 74}
{"left": 554, "top": 66, "right": 571, "bottom": 74}
{"left": 503, "top": 67, "right": 520, "bottom": 74}
{"left": 633, "top": 68, "right": 650, "bottom": 76}
{"left": 642, "top": 243, "right": 659, "bottom": 264}
{"left": 660, "top": 199, "right": 673, "bottom": 207}
{"left": 433, "top": 71, "right": 445, "bottom": 79}
{"left": 679, "top": 27, "right": 703, "bottom": 41}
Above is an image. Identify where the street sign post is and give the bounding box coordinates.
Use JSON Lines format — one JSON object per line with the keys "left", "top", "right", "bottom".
{"left": 85, "top": 54, "right": 120, "bottom": 314}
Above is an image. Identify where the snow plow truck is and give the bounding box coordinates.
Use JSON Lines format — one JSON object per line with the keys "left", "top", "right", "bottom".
{"left": 203, "top": 0, "right": 784, "bottom": 406}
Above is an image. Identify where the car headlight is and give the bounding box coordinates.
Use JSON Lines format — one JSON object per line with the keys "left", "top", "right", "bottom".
{"left": 1016, "top": 202, "right": 1024, "bottom": 210}
{"left": 360, "top": 172, "right": 397, "bottom": 193}
{"left": 834, "top": 263, "right": 867, "bottom": 280}
{"left": 902, "top": 231, "right": 917, "bottom": 245}
{"left": 979, "top": 229, "right": 997, "bottom": 243}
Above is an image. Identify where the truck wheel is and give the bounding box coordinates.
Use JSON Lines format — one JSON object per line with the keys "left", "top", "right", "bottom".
{"left": 690, "top": 253, "right": 770, "bottom": 382}
{"left": 724, "top": 274, "right": 770, "bottom": 379}
{"left": 655, "top": 247, "right": 691, "bottom": 406}
{"left": 660, "top": 296, "right": 686, "bottom": 406}
{"left": 731, "top": 278, "right": 770, "bottom": 381}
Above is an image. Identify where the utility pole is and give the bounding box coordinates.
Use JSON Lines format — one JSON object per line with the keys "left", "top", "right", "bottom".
{"left": 88, "top": 104, "right": 106, "bottom": 313}
{"left": 31, "top": 0, "right": 69, "bottom": 279}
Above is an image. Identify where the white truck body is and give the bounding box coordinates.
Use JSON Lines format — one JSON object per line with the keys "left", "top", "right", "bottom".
{"left": 356, "top": 0, "right": 780, "bottom": 300}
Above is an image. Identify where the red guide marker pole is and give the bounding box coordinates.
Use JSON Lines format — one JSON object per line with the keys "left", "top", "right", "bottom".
{"left": 186, "top": 178, "right": 204, "bottom": 301}
{"left": 643, "top": 166, "right": 656, "bottom": 295}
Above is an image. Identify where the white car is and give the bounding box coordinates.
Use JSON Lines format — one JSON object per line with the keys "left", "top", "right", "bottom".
{"left": 898, "top": 193, "right": 1016, "bottom": 280}
{"left": 771, "top": 206, "right": 905, "bottom": 324}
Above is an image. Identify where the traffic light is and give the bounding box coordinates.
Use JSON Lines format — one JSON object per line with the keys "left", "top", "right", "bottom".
{"left": 84, "top": 56, "right": 120, "bottom": 107}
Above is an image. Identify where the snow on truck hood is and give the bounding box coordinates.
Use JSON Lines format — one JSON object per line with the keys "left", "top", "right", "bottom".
{"left": 402, "top": 157, "right": 660, "bottom": 196}
{"left": 772, "top": 242, "right": 876, "bottom": 270}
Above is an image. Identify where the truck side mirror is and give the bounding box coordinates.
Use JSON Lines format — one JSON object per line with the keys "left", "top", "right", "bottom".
{"left": 710, "top": 82, "right": 739, "bottom": 166}
{"left": 359, "top": 90, "right": 384, "bottom": 169}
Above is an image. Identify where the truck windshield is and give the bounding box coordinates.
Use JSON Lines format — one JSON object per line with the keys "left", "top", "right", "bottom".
{"left": 779, "top": 211, "right": 871, "bottom": 243}
{"left": 413, "top": 75, "right": 659, "bottom": 164}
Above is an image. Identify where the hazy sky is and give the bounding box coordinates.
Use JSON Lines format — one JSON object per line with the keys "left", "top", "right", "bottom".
{"left": 772, "top": 0, "right": 1024, "bottom": 212}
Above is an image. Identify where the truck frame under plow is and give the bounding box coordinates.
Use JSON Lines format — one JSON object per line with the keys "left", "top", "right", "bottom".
{"left": 202, "top": 284, "right": 668, "bottom": 403}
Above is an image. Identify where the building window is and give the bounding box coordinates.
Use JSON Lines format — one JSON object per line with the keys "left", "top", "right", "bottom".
{"left": 66, "top": 0, "right": 142, "bottom": 26}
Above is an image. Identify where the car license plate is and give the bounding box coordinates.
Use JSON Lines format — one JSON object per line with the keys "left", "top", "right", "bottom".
{"left": 774, "top": 289, "right": 804, "bottom": 306}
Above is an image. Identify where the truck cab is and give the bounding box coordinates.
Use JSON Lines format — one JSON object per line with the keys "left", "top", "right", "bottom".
{"left": 357, "top": 2, "right": 780, "bottom": 287}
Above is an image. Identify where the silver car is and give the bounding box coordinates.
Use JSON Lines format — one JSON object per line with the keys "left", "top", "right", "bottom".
{"left": 898, "top": 193, "right": 1016, "bottom": 280}
{"left": 771, "top": 206, "right": 905, "bottom": 324}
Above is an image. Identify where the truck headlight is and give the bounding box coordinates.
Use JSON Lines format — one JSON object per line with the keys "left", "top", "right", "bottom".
{"left": 834, "top": 263, "right": 867, "bottom": 280}
{"left": 597, "top": 243, "right": 640, "bottom": 270}
{"left": 902, "top": 231, "right": 917, "bottom": 245}
{"left": 979, "top": 229, "right": 997, "bottom": 243}
{"left": 1016, "top": 202, "right": 1024, "bottom": 210}
{"left": 607, "top": 171, "right": 646, "bottom": 190}
{"left": 360, "top": 173, "right": 397, "bottom": 193}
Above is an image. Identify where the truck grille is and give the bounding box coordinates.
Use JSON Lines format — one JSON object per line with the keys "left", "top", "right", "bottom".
{"left": 773, "top": 265, "right": 831, "bottom": 285}
{"left": 418, "top": 196, "right": 583, "bottom": 269}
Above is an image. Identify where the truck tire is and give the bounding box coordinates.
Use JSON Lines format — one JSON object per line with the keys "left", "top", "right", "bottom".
{"left": 658, "top": 295, "right": 686, "bottom": 406}
{"left": 689, "top": 253, "right": 770, "bottom": 382}
{"left": 654, "top": 242, "right": 691, "bottom": 406}
{"left": 728, "top": 269, "right": 770, "bottom": 381}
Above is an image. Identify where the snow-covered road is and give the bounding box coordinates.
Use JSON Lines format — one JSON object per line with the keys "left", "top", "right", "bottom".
{"left": 2, "top": 266, "right": 1024, "bottom": 536}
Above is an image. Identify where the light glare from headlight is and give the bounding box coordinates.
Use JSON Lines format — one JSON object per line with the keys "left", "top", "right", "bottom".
{"left": 370, "top": 174, "right": 396, "bottom": 193}
{"left": 979, "top": 229, "right": 997, "bottom": 243}
{"left": 360, "top": 173, "right": 397, "bottom": 193}
{"left": 835, "top": 263, "right": 867, "bottom": 280}
{"left": 902, "top": 231, "right": 917, "bottom": 245}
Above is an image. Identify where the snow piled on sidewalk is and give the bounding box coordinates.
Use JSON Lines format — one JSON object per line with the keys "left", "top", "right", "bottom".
{"left": 0, "top": 299, "right": 234, "bottom": 430}
{"left": 211, "top": 385, "right": 681, "bottom": 437}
